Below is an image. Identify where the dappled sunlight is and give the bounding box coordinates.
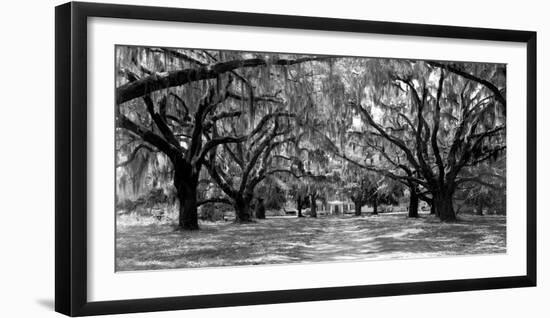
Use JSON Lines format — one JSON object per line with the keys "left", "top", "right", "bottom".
{"left": 113, "top": 47, "right": 507, "bottom": 272}
{"left": 116, "top": 214, "right": 506, "bottom": 271}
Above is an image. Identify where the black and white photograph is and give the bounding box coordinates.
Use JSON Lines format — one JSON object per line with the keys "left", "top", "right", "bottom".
{"left": 1, "top": 0, "right": 546, "bottom": 317}
{"left": 114, "top": 46, "right": 506, "bottom": 271}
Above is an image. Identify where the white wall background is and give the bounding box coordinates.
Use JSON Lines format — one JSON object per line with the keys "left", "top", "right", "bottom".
{"left": 0, "top": 0, "right": 546, "bottom": 317}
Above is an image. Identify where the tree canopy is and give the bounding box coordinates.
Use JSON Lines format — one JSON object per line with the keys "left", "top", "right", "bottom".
{"left": 115, "top": 46, "right": 506, "bottom": 229}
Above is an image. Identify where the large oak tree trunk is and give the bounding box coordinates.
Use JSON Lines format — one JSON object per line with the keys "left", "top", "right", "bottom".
{"left": 372, "top": 200, "right": 378, "bottom": 215}
{"left": 353, "top": 199, "right": 363, "bottom": 216}
{"left": 408, "top": 186, "right": 419, "bottom": 218}
{"left": 297, "top": 199, "right": 304, "bottom": 218}
{"left": 174, "top": 166, "right": 200, "bottom": 230}
{"left": 255, "top": 199, "right": 266, "bottom": 219}
{"left": 434, "top": 190, "right": 456, "bottom": 221}
{"left": 177, "top": 189, "right": 199, "bottom": 230}
{"left": 310, "top": 193, "right": 317, "bottom": 218}
{"left": 234, "top": 196, "right": 253, "bottom": 223}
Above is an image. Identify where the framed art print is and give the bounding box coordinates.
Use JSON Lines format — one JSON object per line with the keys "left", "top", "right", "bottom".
{"left": 55, "top": 1, "right": 536, "bottom": 316}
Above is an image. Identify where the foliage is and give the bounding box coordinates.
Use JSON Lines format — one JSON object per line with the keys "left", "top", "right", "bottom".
{"left": 325, "top": 59, "right": 506, "bottom": 220}
{"left": 254, "top": 176, "right": 288, "bottom": 210}
{"left": 115, "top": 46, "right": 506, "bottom": 228}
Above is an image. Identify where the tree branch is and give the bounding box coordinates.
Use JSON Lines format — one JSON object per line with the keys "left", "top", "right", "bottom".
{"left": 210, "top": 110, "right": 242, "bottom": 122}
{"left": 116, "top": 113, "right": 180, "bottom": 160}
{"left": 431, "top": 70, "right": 446, "bottom": 184}
{"left": 350, "top": 102, "right": 422, "bottom": 174}
{"left": 142, "top": 95, "right": 182, "bottom": 150}
{"left": 428, "top": 61, "right": 506, "bottom": 107}
{"left": 169, "top": 92, "right": 189, "bottom": 118}
{"left": 455, "top": 176, "right": 504, "bottom": 190}
{"left": 116, "top": 56, "right": 332, "bottom": 104}
{"left": 197, "top": 135, "right": 248, "bottom": 166}
{"left": 227, "top": 91, "right": 284, "bottom": 104}
{"left": 332, "top": 150, "right": 428, "bottom": 187}
{"left": 115, "top": 144, "right": 156, "bottom": 168}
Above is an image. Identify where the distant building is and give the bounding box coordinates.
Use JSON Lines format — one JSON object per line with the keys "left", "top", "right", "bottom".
{"left": 323, "top": 200, "right": 355, "bottom": 215}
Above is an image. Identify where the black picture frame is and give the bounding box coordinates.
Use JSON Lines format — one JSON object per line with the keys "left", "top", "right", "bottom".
{"left": 55, "top": 1, "right": 537, "bottom": 316}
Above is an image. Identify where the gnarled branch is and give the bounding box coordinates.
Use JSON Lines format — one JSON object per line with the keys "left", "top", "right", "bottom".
{"left": 116, "top": 56, "right": 332, "bottom": 104}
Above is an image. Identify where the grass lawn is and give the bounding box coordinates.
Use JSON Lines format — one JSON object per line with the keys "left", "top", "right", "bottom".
{"left": 116, "top": 213, "right": 506, "bottom": 271}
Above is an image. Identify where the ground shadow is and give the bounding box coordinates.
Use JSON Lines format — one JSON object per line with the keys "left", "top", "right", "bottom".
{"left": 116, "top": 214, "right": 506, "bottom": 271}
{"left": 35, "top": 298, "right": 54, "bottom": 310}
